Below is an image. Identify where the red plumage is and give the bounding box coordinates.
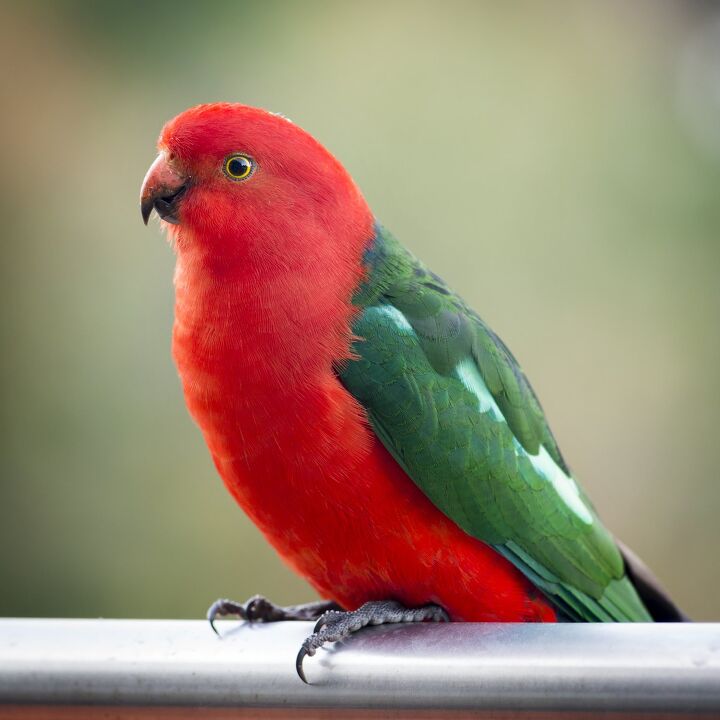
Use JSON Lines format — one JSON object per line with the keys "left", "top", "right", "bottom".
{"left": 154, "top": 103, "right": 555, "bottom": 622}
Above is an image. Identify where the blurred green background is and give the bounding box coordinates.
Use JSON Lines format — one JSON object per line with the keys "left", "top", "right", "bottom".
{"left": 1, "top": 1, "right": 719, "bottom": 620}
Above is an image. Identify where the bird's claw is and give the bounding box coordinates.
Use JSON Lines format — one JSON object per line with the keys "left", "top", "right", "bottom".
{"left": 295, "top": 600, "right": 449, "bottom": 683}
{"left": 207, "top": 596, "right": 447, "bottom": 682}
{"left": 207, "top": 595, "right": 343, "bottom": 636}
{"left": 207, "top": 597, "right": 249, "bottom": 635}
{"left": 295, "top": 646, "right": 311, "bottom": 684}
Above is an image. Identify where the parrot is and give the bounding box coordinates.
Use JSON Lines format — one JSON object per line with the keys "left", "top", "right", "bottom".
{"left": 140, "top": 103, "right": 686, "bottom": 682}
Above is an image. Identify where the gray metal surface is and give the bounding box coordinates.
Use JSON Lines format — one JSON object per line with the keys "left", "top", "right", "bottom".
{"left": 0, "top": 619, "right": 719, "bottom": 712}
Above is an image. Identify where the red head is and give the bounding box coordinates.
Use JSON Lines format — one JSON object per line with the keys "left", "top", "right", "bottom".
{"left": 140, "top": 103, "right": 374, "bottom": 274}
{"left": 141, "top": 103, "right": 377, "bottom": 394}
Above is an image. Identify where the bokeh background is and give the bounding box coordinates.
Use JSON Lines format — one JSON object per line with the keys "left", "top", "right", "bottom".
{"left": 1, "top": 0, "right": 719, "bottom": 620}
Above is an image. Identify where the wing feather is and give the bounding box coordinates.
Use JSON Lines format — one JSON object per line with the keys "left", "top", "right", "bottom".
{"left": 341, "top": 226, "right": 652, "bottom": 621}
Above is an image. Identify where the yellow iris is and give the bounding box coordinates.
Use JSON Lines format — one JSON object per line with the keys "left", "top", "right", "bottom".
{"left": 223, "top": 154, "right": 254, "bottom": 180}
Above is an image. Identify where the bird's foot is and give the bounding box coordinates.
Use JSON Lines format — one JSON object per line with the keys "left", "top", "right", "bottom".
{"left": 296, "top": 600, "right": 449, "bottom": 683}
{"left": 207, "top": 595, "right": 342, "bottom": 635}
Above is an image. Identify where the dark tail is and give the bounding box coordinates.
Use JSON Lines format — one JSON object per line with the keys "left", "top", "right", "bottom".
{"left": 617, "top": 539, "right": 690, "bottom": 622}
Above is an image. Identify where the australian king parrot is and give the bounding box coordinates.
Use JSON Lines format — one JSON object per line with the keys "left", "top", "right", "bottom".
{"left": 140, "top": 103, "right": 686, "bottom": 681}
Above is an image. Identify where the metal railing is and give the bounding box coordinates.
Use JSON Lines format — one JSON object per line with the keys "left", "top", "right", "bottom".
{"left": 1, "top": 619, "right": 719, "bottom": 717}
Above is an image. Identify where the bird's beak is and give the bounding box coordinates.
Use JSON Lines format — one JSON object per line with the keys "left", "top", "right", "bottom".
{"left": 140, "top": 153, "right": 189, "bottom": 226}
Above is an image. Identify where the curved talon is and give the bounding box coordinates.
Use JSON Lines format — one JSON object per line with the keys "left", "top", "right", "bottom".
{"left": 296, "top": 646, "right": 310, "bottom": 684}
{"left": 206, "top": 598, "right": 248, "bottom": 637}
{"left": 207, "top": 599, "right": 223, "bottom": 636}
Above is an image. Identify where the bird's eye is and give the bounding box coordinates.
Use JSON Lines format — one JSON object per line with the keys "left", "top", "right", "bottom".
{"left": 223, "top": 154, "right": 254, "bottom": 180}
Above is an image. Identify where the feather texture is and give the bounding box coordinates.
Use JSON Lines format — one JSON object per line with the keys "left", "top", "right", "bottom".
{"left": 341, "top": 224, "right": 652, "bottom": 622}
{"left": 149, "top": 104, "right": 682, "bottom": 625}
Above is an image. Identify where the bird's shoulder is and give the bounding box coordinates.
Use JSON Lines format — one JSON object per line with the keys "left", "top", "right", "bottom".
{"left": 350, "top": 222, "right": 568, "bottom": 470}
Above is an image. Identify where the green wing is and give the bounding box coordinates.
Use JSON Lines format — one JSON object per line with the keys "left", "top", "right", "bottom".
{"left": 340, "top": 224, "right": 651, "bottom": 622}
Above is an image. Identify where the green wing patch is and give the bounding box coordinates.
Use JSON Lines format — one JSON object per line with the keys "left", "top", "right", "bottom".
{"left": 340, "top": 225, "right": 651, "bottom": 622}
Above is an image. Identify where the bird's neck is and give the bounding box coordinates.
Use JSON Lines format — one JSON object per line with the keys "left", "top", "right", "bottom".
{"left": 170, "top": 215, "right": 374, "bottom": 459}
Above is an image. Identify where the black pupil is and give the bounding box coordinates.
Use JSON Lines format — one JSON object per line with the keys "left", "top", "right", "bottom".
{"left": 229, "top": 157, "right": 249, "bottom": 176}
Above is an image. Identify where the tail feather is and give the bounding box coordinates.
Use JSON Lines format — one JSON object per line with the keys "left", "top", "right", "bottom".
{"left": 617, "top": 539, "right": 689, "bottom": 622}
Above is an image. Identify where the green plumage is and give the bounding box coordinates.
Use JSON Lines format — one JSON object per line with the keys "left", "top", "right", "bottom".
{"left": 339, "top": 223, "right": 651, "bottom": 622}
